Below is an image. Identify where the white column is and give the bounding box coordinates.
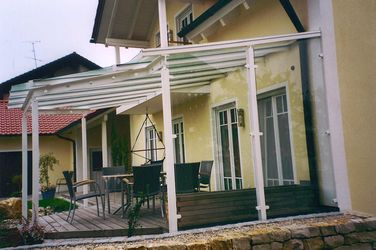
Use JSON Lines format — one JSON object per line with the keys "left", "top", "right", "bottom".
{"left": 21, "top": 111, "right": 28, "bottom": 219}
{"left": 115, "top": 46, "right": 121, "bottom": 65}
{"left": 158, "top": 0, "right": 168, "bottom": 48}
{"left": 245, "top": 47, "right": 268, "bottom": 221}
{"left": 102, "top": 115, "right": 108, "bottom": 168}
{"left": 81, "top": 116, "right": 89, "bottom": 207}
{"left": 317, "top": 0, "right": 352, "bottom": 211}
{"left": 158, "top": 0, "right": 178, "bottom": 233}
{"left": 31, "top": 99, "right": 40, "bottom": 223}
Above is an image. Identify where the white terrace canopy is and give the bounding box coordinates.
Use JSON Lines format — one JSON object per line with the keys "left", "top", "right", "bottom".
{"left": 8, "top": 31, "right": 320, "bottom": 233}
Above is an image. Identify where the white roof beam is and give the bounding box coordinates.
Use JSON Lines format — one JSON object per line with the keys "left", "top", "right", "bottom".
{"left": 106, "top": 38, "right": 151, "bottom": 48}
{"left": 106, "top": 0, "right": 119, "bottom": 39}
{"left": 143, "top": 31, "right": 321, "bottom": 56}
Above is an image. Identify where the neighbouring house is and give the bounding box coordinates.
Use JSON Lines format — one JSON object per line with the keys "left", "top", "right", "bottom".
{"left": 0, "top": 52, "right": 100, "bottom": 197}
{"left": 7, "top": 0, "right": 376, "bottom": 234}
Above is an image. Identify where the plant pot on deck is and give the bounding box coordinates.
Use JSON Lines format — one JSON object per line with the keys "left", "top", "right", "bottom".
{"left": 41, "top": 188, "right": 56, "bottom": 200}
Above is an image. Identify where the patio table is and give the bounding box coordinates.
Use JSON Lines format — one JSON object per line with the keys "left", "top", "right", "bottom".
{"left": 102, "top": 173, "right": 132, "bottom": 214}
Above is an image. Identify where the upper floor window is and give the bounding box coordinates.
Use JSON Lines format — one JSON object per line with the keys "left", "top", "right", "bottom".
{"left": 176, "top": 5, "right": 193, "bottom": 43}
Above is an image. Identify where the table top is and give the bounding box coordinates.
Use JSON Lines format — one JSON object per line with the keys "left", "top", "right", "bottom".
{"left": 101, "top": 173, "right": 133, "bottom": 179}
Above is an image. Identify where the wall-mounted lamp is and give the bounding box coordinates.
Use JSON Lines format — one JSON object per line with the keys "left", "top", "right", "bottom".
{"left": 237, "top": 108, "right": 245, "bottom": 127}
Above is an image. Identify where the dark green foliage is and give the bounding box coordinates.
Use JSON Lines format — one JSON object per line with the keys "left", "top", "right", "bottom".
{"left": 111, "top": 125, "right": 129, "bottom": 170}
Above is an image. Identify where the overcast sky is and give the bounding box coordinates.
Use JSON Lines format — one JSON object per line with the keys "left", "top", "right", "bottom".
{"left": 0, "top": 0, "right": 140, "bottom": 83}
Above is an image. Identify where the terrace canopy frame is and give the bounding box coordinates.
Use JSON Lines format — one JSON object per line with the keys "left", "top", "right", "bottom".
{"left": 9, "top": 30, "right": 321, "bottom": 233}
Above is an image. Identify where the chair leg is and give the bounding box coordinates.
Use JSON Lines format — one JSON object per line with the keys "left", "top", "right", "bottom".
{"left": 152, "top": 195, "right": 155, "bottom": 213}
{"left": 66, "top": 198, "right": 73, "bottom": 221}
{"left": 147, "top": 198, "right": 150, "bottom": 209}
{"left": 160, "top": 193, "right": 164, "bottom": 218}
{"left": 95, "top": 196, "right": 99, "bottom": 216}
{"left": 70, "top": 199, "right": 77, "bottom": 223}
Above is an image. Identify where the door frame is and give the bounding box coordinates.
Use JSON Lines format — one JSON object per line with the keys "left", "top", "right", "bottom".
{"left": 212, "top": 100, "right": 244, "bottom": 190}
{"left": 257, "top": 82, "right": 298, "bottom": 185}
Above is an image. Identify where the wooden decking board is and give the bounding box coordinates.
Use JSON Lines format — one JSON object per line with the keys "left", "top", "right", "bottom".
{"left": 49, "top": 213, "right": 78, "bottom": 232}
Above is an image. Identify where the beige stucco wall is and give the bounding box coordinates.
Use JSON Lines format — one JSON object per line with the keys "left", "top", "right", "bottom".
{"left": 332, "top": 0, "right": 376, "bottom": 215}
{"left": 129, "top": 43, "right": 309, "bottom": 190}
{"left": 0, "top": 135, "right": 73, "bottom": 186}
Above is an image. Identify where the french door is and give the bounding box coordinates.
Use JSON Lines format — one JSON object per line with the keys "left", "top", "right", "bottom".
{"left": 173, "top": 118, "right": 185, "bottom": 163}
{"left": 216, "top": 104, "right": 243, "bottom": 190}
{"left": 258, "top": 90, "right": 295, "bottom": 186}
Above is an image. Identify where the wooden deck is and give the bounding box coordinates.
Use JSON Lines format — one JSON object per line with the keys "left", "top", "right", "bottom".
{"left": 39, "top": 195, "right": 167, "bottom": 239}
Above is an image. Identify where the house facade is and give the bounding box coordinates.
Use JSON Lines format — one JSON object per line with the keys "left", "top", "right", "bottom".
{"left": 89, "top": 0, "right": 376, "bottom": 216}
{"left": 7, "top": 0, "right": 376, "bottom": 232}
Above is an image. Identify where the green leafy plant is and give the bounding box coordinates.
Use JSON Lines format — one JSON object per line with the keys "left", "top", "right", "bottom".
{"left": 39, "top": 153, "right": 59, "bottom": 192}
{"left": 127, "top": 195, "right": 144, "bottom": 237}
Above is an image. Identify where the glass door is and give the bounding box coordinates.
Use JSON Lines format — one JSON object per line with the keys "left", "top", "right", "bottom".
{"left": 216, "top": 104, "right": 243, "bottom": 190}
{"left": 258, "top": 90, "right": 294, "bottom": 186}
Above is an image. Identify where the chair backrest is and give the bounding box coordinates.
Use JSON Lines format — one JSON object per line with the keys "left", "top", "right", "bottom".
{"left": 132, "top": 163, "right": 162, "bottom": 197}
{"left": 63, "top": 171, "right": 75, "bottom": 199}
{"left": 199, "top": 161, "right": 213, "bottom": 185}
{"left": 175, "top": 162, "right": 200, "bottom": 194}
{"left": 102, "top": 166, "right": 127, "bottom": 192}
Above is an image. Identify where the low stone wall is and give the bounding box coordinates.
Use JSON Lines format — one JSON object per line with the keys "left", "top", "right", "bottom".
{"left": 125, "top": 217, "right": 376, "bottom": 250}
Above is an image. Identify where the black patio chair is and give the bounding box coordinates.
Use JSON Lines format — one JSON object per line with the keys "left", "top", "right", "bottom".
{"left": 63, "top": 171, "right": 105, "bottom": 223}
{"left": 122, "top": 163, "right": 163, "bottom": 217}
{"left": 102, "top": 166, "right": 127, "bottom": 213}
{"left": 175, "top": 162, "right": 200, "bottom": 194}
{"left": 198, "top": 161, "right": 214, "bottom": 191}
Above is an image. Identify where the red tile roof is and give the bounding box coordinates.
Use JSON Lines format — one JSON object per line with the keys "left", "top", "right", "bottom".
{"left": 0, "top": 100, "right": 82, "bottom": 135}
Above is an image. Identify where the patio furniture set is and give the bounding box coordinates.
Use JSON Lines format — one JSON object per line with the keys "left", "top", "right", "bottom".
{"left": 62, "top": 160, "right": 213, "bottom": 223}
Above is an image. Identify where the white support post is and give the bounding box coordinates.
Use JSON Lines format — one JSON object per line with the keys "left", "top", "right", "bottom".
{"left": 317, "top": 0, "right": 352, "bottom": 211}
{"left": 245, "top": 47, "right": 268, "bottom": 221}
{"left": 158, "top": 0, "right": 178, "bottom": 233}
{"left": 102, "top": 115, "right": 108, "bottom": 168}
{"left": 31, "top": 99, "right": 40, "bottom": 223}
{"left": 81, "top": 116, "right": 89, "bottom": 207}
{"left": 21, "top": 111, "right": 28, "bottom": 219}
{"left": 158, "top": 0, "right": 168, "bottom": 48}
{"left": 161, "top": 57, "right": 178, "bottom": 233}
{"left": 115, "top": 46, "right": 121, "bottom": 65}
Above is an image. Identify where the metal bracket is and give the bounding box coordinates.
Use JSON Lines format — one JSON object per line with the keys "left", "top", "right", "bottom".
{"left": 256, "top": 205, "right": 270, "bottom": 210}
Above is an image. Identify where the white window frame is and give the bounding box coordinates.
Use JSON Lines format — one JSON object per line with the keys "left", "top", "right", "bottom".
{"left": 145, "top": 126, "right": 157, "bottom": 162}
{"left": 213, "top": 101, "right": 243, "bottom": 191}
{"left": 172, "top": 117, "right": 185, "bottom": 163}
{"left": 175, "top": 4, "right": 193, "bottom": 43}
{"left": 257, "top": 83, "right": 298, "bottom": 186}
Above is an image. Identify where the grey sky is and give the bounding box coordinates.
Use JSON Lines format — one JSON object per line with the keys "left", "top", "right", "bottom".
{"left": 0, "top": 0, "right": 139, "bottom": 83}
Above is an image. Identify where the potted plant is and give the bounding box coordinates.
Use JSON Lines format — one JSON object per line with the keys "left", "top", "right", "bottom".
{"left": 39, "top": 153, "right": 59, "bottom": 199}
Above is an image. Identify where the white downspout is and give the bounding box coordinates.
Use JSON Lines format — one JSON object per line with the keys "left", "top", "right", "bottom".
{"left": 158, "top": 0, "right": 178, "bottom": 233}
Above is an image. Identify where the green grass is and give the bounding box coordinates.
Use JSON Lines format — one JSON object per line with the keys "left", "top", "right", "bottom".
{"left": 27, "top": 198, "right": 75, "bottom": 213}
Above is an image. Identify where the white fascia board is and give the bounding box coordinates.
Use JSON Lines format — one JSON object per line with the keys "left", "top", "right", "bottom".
{"left": 186, "top": 0, "right": 246, "bottom": 41}
{"left": 169, "top": 60, "right": 245, "bottom": 74}
{"left": 167, "top": 51, "right": 244, "bottom": 66}
{"left": 171, "top": 74, "right": 224, "bottom": 85}
{"left": 38, "top": 109, "right": 91, "bottom": 115}
{"left": 116, "top": 91, "right": 162, "bottom": 115}
{"left": 105, "top": 38, "right": 151, "bottom": 48}
{"left": 142, "top": 31, "right": 321, "bottom": 56}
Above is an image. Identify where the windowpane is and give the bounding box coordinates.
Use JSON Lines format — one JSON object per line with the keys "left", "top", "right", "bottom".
{"left": 278, "top": 114, "right": 294, "bottom": 180}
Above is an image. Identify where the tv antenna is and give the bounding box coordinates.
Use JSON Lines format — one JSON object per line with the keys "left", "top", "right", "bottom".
{"left": 24, "top": 40, "right": 42, "bottom": 68}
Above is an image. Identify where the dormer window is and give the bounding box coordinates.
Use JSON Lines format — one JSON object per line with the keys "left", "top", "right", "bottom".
{"left": 176, "top": 5, "right": 193, "bottom": 44}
